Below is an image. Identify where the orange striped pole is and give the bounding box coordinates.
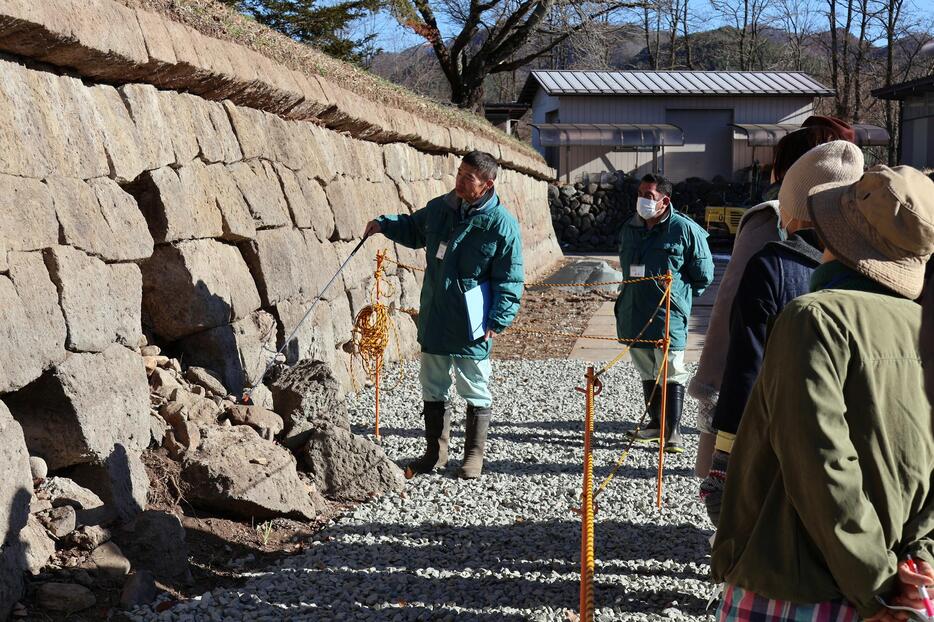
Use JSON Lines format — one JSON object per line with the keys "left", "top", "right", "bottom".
{"left": 374, "top": 250, "right": 384, "bottom": 441}
{"left": 579, "top": 366, "right": 596, "bottom": 621}
{"left": 656, "top": 272, "right": 673, "bottom": 508}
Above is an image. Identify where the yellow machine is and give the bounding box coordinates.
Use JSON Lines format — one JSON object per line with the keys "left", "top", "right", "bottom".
{"left": 705, "top": 206, "right": 747, "bottom": 237}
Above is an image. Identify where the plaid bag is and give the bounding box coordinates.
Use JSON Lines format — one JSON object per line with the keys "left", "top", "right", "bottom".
{"left": 717, "top": 584, "right": 860, "bottom": 622}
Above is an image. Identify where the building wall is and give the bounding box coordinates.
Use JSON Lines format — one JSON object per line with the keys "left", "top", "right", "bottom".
{"left": 900, "top": 92, "right": 934, "bottom": 169}
{"left": 534, "top": 94, "right": 814, "bottom": 182}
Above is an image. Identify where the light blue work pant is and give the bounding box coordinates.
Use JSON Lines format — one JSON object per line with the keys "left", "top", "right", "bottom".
{"left": 419, "top": 353, "right": 493, "bottom": 408}
{"left": 629, "top": 348, "right": 690, "bottom": 386}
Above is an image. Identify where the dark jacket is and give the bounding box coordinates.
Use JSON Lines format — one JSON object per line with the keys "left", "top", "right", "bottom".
{"left": 377, "top": 190, "right": 524, "bottom": 359}
{"left": 712, "top": 263, "right": 934, "bottom": 618}
{"left": 711, "top": 230, "right": 822, "bottom": 434}
{"left": 615, "top": 209, "right": 714, "bottom": 350}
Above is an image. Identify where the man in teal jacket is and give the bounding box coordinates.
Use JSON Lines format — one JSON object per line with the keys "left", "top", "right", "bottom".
{"left": 617, "top": 173, "right": 714, "bottom": 452}
{"left": 363, "top": 151, "right": 524, "bottom": 479}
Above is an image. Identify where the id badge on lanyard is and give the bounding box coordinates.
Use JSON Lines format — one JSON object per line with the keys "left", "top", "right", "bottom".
{"left": 630, "top": 264, "right": 646, "bottom": 278}
{"left": 436, "top": 242, "right": 448, "bottom": 260}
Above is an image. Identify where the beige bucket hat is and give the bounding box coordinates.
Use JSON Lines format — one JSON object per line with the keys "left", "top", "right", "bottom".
{"left": 778, "top": 140, "right": 864, "bottom": 224}
{"left": 807, "top": 165, "right": 934, "bottom": 299}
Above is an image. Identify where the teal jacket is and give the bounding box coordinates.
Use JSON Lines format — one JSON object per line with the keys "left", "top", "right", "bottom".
{"left": 615, "top": 209, "right": 714, "bottom": 350}
{"left": 377, "top": 190, "right": 524, "bottom": 359}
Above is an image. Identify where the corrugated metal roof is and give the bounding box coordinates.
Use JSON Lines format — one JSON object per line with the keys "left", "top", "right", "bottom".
{"left": 518, "top": 70, "right": 833, "bottom": 102}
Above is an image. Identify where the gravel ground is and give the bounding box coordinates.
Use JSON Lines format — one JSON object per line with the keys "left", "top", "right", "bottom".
{"left": 134, "top": 358, "right": 717, "bottom": 621}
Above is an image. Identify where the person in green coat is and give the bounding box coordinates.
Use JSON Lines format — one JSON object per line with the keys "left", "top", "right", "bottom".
{"left": 712, "top": 165, "right": 934, "bottom": 621}
{"left": 363, "top": 151, "right": 524, "bottom": 479}
{"left": 617, "top": 173, "right": 714, "bottom": 453}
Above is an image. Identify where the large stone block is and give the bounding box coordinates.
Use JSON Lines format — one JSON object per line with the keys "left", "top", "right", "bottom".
{"left": 141, "top": 240, "right": 261, "bottom": 341}
{"left": 205, "top": 163, "right": 255, "bottom": 242}
{"left": 86, "top": 84, "right": 147, "bottom": 182}
{"left": 68, "top": 445, "right": 149, "bottom": 523}
{"left": 48, "top": 176, "right": 154, "bottom": 263}
{"left": 205, "top": 101, "right": 243, "bottom": 164}
{"left": 5, "top": 344, "right": 150, "bottom": 471}
{"left": 0, "top": 252, "right": 67, "bottom": 394}
{"left": 0, "top": 401, "right": 33, "bottom": 620}
{"left": 181, "top": 425, "right": 322, "bottom": 520}
{"left": 222, "top": 101, "right": 269, "bottom": 161}
{"left": 273, "top": 163, "right": 336, "bottom": 241}
{"left": 178, "top": 310, "right": 278, "bottom": 396}
{"left": 301, "top": 423, "right": 404, "bottom": 501}
{"left": 129, "top": 165, "right": 224, "bottom": 244}
{"left": 228, "top": 160, "right": 291, "bottom": 230}
{"left": 43, "top": 247, "right": 142, "bottom": 353}
{"left": 240, "top": 227, "right": 307, "bottom": 307}
{"left": 158, "top": 90, "right": 200, "bottom": 166}
{"left": 119, "top": 84, "right": 176, "bottom": 171}
{"left": 271, "top": 360, "right": 349, "bottom": 450}
{"left": 0, "top": 174, "right": 57, "bottom": 270}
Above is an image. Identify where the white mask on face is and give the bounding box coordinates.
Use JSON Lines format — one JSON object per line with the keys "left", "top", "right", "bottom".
{"left": 636, "top": 196, "right": 658, "bottom": 220}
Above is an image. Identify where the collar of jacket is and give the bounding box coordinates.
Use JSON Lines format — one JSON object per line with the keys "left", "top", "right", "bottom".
{"left": 444, "top": 189, "right": 500, "bottom": 231}
{"left": 765, "top": 229, "right": 823, "bottom": 265}
{"left": 810, "top": 260, "right": 903, "bottom": 297}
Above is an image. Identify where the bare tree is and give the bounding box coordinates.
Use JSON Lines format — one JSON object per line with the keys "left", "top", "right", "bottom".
{"left": 390, "top": 0, "right": 644, "bottom": 111}
{"left": 709, "top": 0, "right": 769, "bottom": 69}
{"left": 770, "top": 0, "right": 818, "bottom": 70}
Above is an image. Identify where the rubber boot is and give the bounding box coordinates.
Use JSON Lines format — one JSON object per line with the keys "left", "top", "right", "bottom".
{"left": 406, "top": 401, "right": 451, "bottom": 476}
{"left": 459, "top": 405, "right": 491, "bottom": 479}
{"left": 630, "top": 380, "right": 663, "bottom": 442}
{"left": 662, "top": 383, "right": 686, "bottom": 454}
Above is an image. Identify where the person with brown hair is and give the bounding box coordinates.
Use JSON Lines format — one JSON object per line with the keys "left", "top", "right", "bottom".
{"left": 688, "top": 115, "right": 857, "bottom": 480}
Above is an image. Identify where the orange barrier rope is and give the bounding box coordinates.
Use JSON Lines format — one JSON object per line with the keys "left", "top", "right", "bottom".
{"left": 657, "top": 270, "right": 673, "bottom": 508}
{"left": 576, "top": 366, "right": 600, "bottom": 622}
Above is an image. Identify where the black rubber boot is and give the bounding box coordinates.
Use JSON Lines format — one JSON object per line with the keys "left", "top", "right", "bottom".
{"left": 406, "top": 401, "right": 451, "bottom": 476}
{"left": 663, "top": 383, "right": 686, "bottom": 454}
{"left": 459, "top": 405, "right": 491, "bottom": 479}
{"left": 630, "top": 380, "right": 663, "bottom": 442}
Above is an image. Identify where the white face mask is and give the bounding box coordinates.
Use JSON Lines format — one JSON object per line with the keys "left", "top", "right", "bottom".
{"left": 636, "top": 196, "right": 658, "bottom": 220}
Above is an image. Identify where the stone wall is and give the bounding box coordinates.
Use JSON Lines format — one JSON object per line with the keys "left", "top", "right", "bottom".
{"left": 0, "top": 1, "right": 561, "bottom": 615}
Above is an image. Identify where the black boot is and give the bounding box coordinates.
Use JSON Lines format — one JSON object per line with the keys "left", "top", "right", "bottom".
{"left": 663, "top": 383, "right": 685, "bottom": 454}
{"left": 630, "top": 380, "right": 663, "bottom": 442}
{"left": 459, "top": 405, "right": 491, "bottom": 479}
{"left": 406, "top": 401, "right": 451, "bottom": 476}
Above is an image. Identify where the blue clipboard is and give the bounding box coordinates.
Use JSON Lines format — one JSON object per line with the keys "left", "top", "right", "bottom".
{"left": 464, "top": 281, "right": 491, "bottom": 341}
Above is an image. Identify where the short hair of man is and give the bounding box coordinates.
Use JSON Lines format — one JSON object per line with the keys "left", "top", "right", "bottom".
{"left": 640, "top": 173, "right": 673, "bottom": 197}
{"left": 462, "top": 150, "right": 499, "bottom": 181}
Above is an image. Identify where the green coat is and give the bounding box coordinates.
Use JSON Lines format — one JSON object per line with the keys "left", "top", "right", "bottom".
{"left": 711, "top": 265, "right": 934, "bottom": 618}
{"left": 377, "top": 190, "right": 524, "bottom": 359}
{"left": 615, "top": 210, "right": 714, "bottom": 350}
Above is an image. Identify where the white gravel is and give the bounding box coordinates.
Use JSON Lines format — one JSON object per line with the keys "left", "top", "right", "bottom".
{"left": 134, "top": 358, "right": 717, "bottom": 621}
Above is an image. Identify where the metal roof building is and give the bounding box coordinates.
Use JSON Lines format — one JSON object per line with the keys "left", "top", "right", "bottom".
{"left": 873, "top": 74, "right": 934, "bottom": 168}
{"left": 519, "top": 70, "right": 887, "bottom": 184}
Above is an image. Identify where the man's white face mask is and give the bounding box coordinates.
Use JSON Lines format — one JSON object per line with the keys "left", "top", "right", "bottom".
{"left": 636, "top": 196, "right": 659, "bottom": 220}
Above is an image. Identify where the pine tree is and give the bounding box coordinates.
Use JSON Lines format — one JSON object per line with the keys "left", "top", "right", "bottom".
{"left": 220, "top": 0, "right": 382, "bottom": 64}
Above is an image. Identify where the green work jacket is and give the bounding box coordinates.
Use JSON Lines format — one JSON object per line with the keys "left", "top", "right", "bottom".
{"left": 377, "top": 190, "right": 524, "bottom": 359}
{"left": 615, "top": 209, "right": 714, "bottom": 350}
{"left": 711, "top": 263, "right": 934, "bottom": 618}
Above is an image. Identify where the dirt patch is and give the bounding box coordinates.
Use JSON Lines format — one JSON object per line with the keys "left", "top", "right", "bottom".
{"left": 494, "top": 258, "right": 618, "bottom": 360}
{"left": 141, "top": 449, "right": 349, "bottom": 601}
{"left": 18, "top": 451, "right": 350, "bottom": 621}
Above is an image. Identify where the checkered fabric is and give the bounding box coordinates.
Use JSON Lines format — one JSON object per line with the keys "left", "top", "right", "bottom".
{"left": 717, "top": 584, "right": 860, "bottom": 622}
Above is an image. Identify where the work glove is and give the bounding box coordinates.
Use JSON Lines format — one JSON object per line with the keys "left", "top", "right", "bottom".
{"left": 699, "top": 450, "right": 729, "bottom": 528}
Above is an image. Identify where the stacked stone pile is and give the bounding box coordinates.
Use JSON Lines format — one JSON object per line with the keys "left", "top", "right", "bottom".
{"left": 549, "top": 173, "right": 754, "bottom": 250}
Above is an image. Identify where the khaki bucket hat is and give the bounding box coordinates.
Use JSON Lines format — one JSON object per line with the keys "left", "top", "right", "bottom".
{"left": 807, "top": 165, "right": 934, "bottom": 299}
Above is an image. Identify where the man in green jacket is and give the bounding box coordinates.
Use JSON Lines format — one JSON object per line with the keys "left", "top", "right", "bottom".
{"left": 617, "top": 173, "right": 714, "bottom": 453}
{"left": 363, "top": 151, "right": 524, "bottom": 480}
{"left": 712, "top": 165, "right": 934, "bottom": 621}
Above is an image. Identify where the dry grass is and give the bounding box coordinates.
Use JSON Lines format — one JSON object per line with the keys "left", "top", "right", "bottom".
{"left": 116, "top": 0, "right": 541, "bottom": 161}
